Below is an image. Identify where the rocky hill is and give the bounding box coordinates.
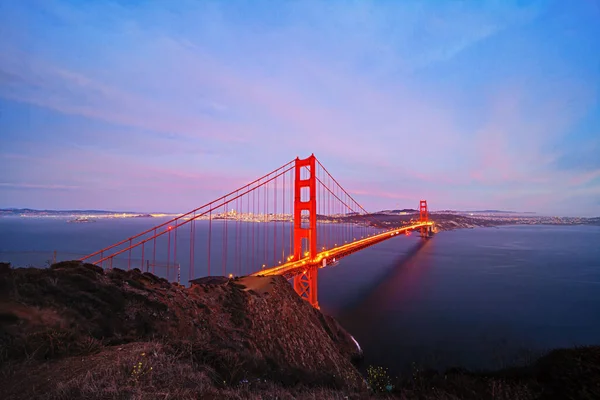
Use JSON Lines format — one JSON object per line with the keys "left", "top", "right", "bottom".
{"left": 0, "top": 261, "right": 364, "bottom": 399}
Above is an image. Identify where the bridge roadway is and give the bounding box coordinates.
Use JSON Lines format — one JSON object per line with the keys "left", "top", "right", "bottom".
{"left": 252, "top": 221, "right": 435, "bottom": 278}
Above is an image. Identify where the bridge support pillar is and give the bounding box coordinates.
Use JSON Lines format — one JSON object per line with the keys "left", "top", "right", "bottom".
{"left": 292, "top": 155, "right": 319, "bottom": 308}
{"left": 293, "top": 266, "right": 319, "bottom": 309}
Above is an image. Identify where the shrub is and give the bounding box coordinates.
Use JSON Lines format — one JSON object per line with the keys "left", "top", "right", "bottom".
{"left": 366, "top": 365, "right": 392, "bottom": 393}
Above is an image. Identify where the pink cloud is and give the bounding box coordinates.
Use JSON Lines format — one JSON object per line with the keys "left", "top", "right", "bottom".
{"left": 569, "top": 169, "right": 600, "bottom": 186}
{"left": 0, "top": 50, "right": 249, "bottom": 143}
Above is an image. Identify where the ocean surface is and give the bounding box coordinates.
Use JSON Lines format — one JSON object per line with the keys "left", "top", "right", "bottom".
{"left": 1, "top": 217, "right": 600, "bottom": 373}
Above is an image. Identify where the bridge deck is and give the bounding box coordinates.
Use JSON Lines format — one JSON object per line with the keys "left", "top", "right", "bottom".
{"left": 253, "top": 221, "right": 434, "bottom": 278}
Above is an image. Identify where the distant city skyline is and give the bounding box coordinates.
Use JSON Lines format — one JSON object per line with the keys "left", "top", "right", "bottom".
{"left": 0, "top": 206, "right": 582, "bottom": 218}
{"left": 1, "top": 1, "right": 599, "bottom": 216}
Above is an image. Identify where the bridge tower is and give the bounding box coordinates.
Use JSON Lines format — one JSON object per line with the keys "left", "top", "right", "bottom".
{"left": 419, "top": 200, "right": 429, "bottom": 237}
{"left": 293, "top": 154, "right": 319, "bottom": 308}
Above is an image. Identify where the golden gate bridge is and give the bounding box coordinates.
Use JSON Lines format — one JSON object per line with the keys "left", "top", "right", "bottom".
{"left": 80, "top": 155, "right": 435, "bottom": 308}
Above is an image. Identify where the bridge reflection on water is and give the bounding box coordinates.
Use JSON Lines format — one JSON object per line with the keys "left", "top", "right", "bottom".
{"left": 321, "top": 225, "right": 600, "bottom": 374}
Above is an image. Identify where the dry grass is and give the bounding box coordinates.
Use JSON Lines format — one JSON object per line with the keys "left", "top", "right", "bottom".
{"left": 1, "top": 341, "right": 365, "bottom": 400}
{"left": 5, "top": 339, "right": 599, "bottom": 400}
{"left": 46, "top": 342, "right": 214, "bottom": 400}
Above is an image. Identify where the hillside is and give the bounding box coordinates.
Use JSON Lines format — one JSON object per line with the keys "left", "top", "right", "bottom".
{"left": 0, "top": 261, "right": 364, "bottom": 399}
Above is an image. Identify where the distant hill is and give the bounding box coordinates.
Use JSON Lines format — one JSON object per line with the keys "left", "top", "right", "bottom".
{"left": 1, "top": 208, "right": 139, "bottom": 214}
{"left": 433, "top": 209, "right": 537, "bottom": 215}
{"left": 0, "top": 208, "right": 165, "bottom": 217}
{"left": 378, "top": 208, "right": 418, "bottom": 214}
{"left": 463, "top": 210, "right": 537, "bottom": 214}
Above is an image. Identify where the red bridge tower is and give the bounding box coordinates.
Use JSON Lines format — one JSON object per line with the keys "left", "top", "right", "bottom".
{"left": 293, "top": 155, "right": 319, "bottom": 308}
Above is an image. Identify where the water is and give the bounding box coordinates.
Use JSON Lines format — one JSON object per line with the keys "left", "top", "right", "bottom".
{"left": 319, "top": 225, "right": 600, "bottom": 372}
{"left": 0, "top": 217, "right": 380, "bottom": 279}
{"left": 1, "top": 218, "right": 599, "bottom": 373}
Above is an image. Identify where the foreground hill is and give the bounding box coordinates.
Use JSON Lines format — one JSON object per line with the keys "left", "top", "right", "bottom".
{"left": 0, "top": 261, "right": 364, "bottom": 398}
{"left": 1, "top": 261, "right": 599, "bottom": 399}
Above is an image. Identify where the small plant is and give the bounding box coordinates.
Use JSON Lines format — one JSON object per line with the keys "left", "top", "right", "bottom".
{"left": 130, "top": 352, "right": 153, "bottom": 384}
{"left": 367, "top": 365, "right": 393, "bottom": 393}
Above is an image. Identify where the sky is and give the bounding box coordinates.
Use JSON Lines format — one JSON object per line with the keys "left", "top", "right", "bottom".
{"left": 1, "top": 0, "right": 599, "bottom": 216}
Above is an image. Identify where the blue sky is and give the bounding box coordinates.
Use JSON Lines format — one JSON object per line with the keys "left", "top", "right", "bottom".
{"left": 1, "top": 0, "right": 599, "bottom": 215}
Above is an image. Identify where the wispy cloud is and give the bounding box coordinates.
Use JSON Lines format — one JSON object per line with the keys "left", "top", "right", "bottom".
{"left": 0, "top": 183, "right": 79, "bottom": 190}
{"left": 570, "top": 170, "right": 600, "bottom": 186}
{"left": 0, "top": 0, "right": 599, "bottom": 214}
